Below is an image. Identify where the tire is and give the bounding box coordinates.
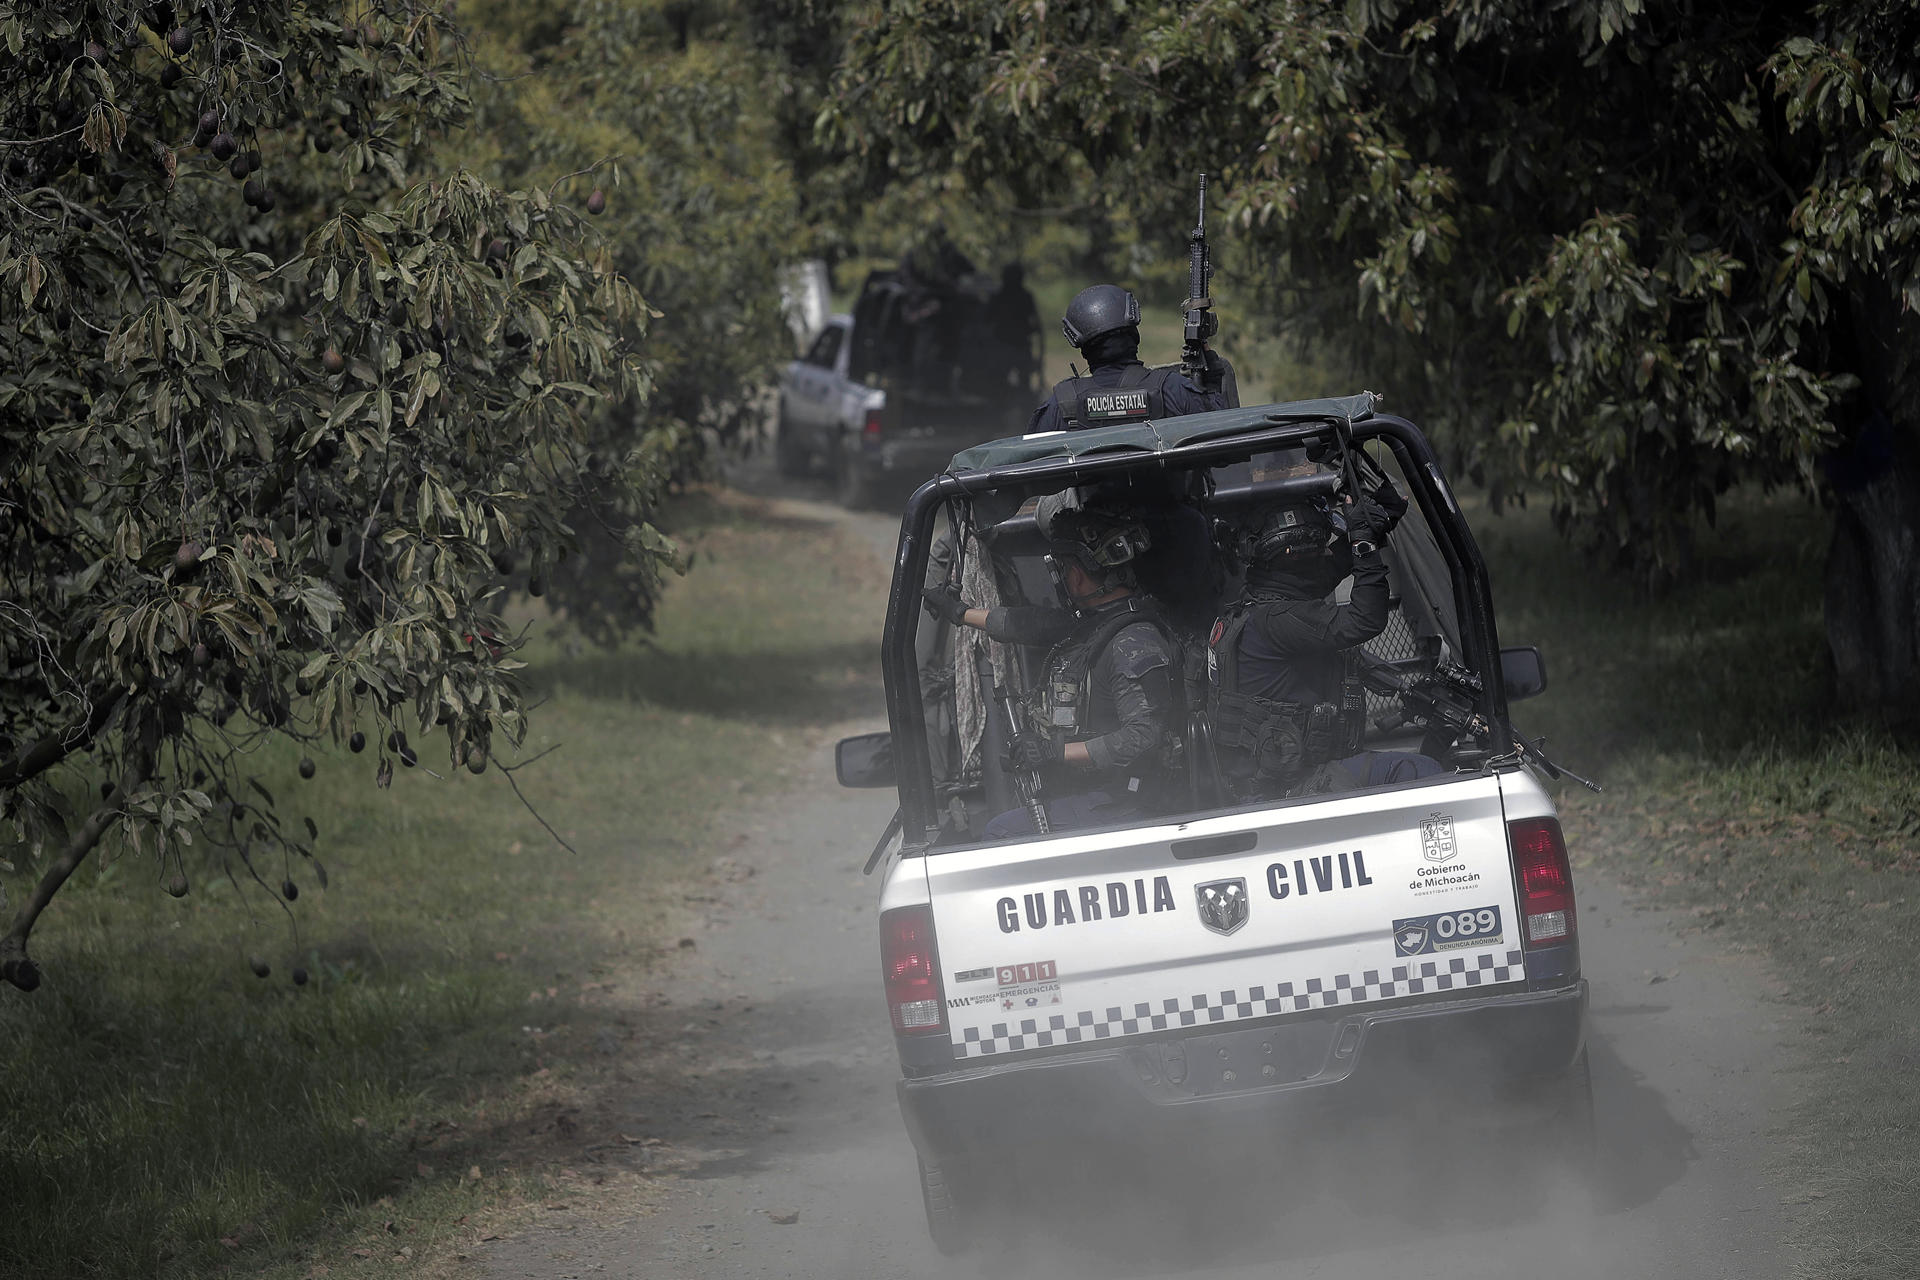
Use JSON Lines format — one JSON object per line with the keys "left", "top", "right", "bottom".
{"left": 833, "top": 440, "right": 877, "bottom": 509}
{"left": 774, "top": 403, "right": 809, "bottom": 478}
{"left": 1512, "top": 1047, "right": 1596, "bottom": 1186}
{"left": 1551, "top": 1047, "right": 1598, "bottom": 1182}
{"left": 918, "top": 1156, "right": 969, "bottom": 1256}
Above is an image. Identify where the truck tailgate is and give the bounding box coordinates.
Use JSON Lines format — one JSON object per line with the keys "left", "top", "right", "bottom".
{"left": 926, "top": 775, "right": 1523, "bottom": 1060}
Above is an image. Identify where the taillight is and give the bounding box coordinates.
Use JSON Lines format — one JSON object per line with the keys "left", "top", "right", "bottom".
{"left": 862, "top": 406, "right": 884, "bottom": 442}
{"left": 1508, "top": 817, "right": 1576, "bottom": 947}
{"left": 880, "top": 904, "right": 946, "bottom": 1035}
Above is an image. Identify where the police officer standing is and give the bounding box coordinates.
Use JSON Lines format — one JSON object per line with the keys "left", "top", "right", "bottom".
{"left": 984, "top": 263, "right": 1043, "bottom": 394}
{"left": 923, "top": 490, "right": 1178, "bottom": 837}
{"left": 1206, "top": 478, "right": 1416, "bottom": 801}
{"left": 1027, "top": 284, "right": 1235, "bottom": 434}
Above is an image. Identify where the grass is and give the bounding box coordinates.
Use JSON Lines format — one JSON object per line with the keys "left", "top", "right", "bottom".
{"left": 11, "top": 427, "right": 1904, "bottom": 1279}
{"left": 0, "top": 489, "right": 888, "bottom": 1280}
{"left": 1475, "top": 491, "right": 1920, "bottom": 1280}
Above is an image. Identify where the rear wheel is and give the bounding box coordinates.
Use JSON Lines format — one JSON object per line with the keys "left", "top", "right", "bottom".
{"left": 1507, "top": 1047, "right": 1596, "bottom": 1187}
{"left": 918, "top": 1156, "right": 969, "bottom": 1256}
{"left": 774, "top": 403, "right": 809, "bottom": 478}
{"left": 1549, "top": 1047, "right": 1597, "bottom": 1180}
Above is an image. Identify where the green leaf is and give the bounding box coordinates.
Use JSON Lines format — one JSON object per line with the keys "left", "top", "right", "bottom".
{"left": 327, "top": 392, "right": 369, "bottom": 428}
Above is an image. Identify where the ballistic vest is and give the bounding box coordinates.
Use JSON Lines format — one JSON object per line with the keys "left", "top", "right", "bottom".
{"left": 1205, "top": 603, "right": 1366, "bottom": 801}
{"left": 1051, "top": 364, "right": 1179, "bottom": 430}
{"left": 1022, "top": 600, "right": 1180, "bottom": 794}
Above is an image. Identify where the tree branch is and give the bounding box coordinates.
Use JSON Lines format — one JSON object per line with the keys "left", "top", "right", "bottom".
{"left": 0, "top": 687, "right": 126, "bottom": 792}
{"left": 2, "top": 749, "right": 151, "bottom": 992}
{"left": 498, "top": 757, "right": 579, "bottom": 855}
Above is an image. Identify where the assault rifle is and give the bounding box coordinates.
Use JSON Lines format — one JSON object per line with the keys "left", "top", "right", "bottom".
{"left": 1180, "top": 173, "right": 1218, "bottom": 386}
{"left": 999, "top": 684, "right": 1053, "bottom": 835}
{"left": 973, "top": 648, "right": 1051, "bottom": 834}
{"left": 1360, "top": 655, "right": 1602, "bottom": 792}
{"left": 1369, "top": 659, "right": 1491, "bottom": 741}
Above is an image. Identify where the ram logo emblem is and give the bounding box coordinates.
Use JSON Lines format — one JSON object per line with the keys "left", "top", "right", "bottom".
{"left": 1195, "top": 878, "right": 1250, "bottom": 936}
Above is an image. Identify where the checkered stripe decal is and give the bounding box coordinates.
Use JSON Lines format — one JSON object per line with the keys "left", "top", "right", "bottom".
{"left": 955, "top": 948, "right": 1525, "bottom": 1058}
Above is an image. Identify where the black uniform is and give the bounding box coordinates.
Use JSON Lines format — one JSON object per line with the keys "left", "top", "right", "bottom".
{"left": 984, "top": 273, "right": 1042, "bottom": 390}
{"left": 979, "top": 598, "right": 1177, "bottom": 837}
{"left": 1026, "top": 359, "right": 1223, "bottom": 434}
{"left": 1208, "top": 546, "right": 1391, "bottom": 800}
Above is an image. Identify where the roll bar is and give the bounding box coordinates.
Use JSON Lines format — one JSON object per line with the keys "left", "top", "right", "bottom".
{"left": 878, "top": 413, "right": 1509, "bottom": 847}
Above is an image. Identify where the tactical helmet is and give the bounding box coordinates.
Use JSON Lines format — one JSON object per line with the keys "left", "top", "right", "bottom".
{"left": 1061, "top": 284, "right": 1142, "bottom": 349}
{"left": 1036, "top": 488, "right": 1152, "bottom": 581}
{"left": 1241, "top": 500, "right": 1346, "bottom": 566}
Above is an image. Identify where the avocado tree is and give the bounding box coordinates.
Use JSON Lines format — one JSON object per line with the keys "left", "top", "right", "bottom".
{"left": 452, "top": 0, "right": 804, "bottom": 642}
{"left": 0, "top": 1, "right": 669, "bottom": 989}
{"left": 818, "top": 0, "right": 1920, "bottom": 716}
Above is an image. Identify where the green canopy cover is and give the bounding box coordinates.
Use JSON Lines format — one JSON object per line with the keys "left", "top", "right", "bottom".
{"left": 944, "top": 392, "right": 1378, "bottom": 474}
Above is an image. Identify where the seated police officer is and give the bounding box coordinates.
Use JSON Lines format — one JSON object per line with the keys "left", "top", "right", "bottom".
{"left": 923, "top": 490, "right": 1178, "bottom": 838}
{"left": 1026, "top": 285, "right": 1234, "bottom": 434}
{"left": 1207, "top": 477, "right": 1426, "bottom": 801}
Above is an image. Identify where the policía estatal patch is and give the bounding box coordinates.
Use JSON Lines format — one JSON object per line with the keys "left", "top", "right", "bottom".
{"left": 1392, "top": 904, "right": 1504, "bottom": 956}
{"left": 1085, "top": 389, "right": 1149, "bottom": 419}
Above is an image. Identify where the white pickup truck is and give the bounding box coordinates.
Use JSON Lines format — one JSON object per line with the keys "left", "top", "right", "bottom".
{"left": 836, "top": 394, "right": 1591, "bottom": 1252}
{"left": 775, "top": 268, "right": 1037, "bottom": 507}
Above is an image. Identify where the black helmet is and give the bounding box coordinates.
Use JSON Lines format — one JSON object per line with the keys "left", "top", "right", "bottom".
{"left": 1061, "top": 284, "right": 1141, "bottom": 348}
{"left": 1238, "top": 499, "right": 1354, "bottom": 599}
{"left": 1036, "top": 488, "right": 1152, "bottom": 581}
{"left": 1241, "top": 500, "right": 1347, "bottom": 565}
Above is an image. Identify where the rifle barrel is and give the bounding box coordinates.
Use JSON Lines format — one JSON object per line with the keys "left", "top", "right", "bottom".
{"left": 1189, "top": 173, "right": 1209, "bottom": 301}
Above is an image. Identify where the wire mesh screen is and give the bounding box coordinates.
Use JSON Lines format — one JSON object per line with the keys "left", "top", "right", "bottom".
{"left": 1363, "top": 604, "right": 1423, "bottom": 719}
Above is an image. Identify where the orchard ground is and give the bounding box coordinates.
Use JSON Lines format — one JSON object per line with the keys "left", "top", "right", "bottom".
{"left": 1, "top": 466, "right": 1914, "bottom": 1279}
{"left": 0, "top": 487, "right": 890, "bottom": 1279}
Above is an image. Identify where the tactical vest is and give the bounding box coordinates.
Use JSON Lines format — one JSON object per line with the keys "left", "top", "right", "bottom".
{"left": 1205, "top": 604, "right": 1366, "bottom": 801}
{"left": 1022, "top": 601, "right": 1182, "bottom": 791}
{"left": 1051, "top": 365, "right": 1178, "bottom": 430}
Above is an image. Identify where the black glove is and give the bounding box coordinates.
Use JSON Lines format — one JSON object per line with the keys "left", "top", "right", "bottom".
{"left": 920, "top": 584, "right": 970, "bottom": 627}
{"left": 1365, "top": 478, "right": 1408, "bottom": 536}
{"left": 1005, "top": 735, "right": 1062, "bottom": 773}
{"left": 1347, "top": 495, "right": 1389, "bottom": 546}
{"left": 1348, "top": 485, "right": 1406, "bottom": 547}
{"left": 1197, "top": 347, "right": 1237, "bottom": 400}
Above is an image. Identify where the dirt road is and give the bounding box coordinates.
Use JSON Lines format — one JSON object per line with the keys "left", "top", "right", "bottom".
{"left": 481, "top": 484, "right": 1799, "bottom": 1280}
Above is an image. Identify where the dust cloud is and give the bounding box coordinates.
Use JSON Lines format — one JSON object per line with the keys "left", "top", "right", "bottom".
{"left": 479, "top": 493, "right": 1789, "bottom": 1280}
{"left": 929, "top": 1070, "right": 1677, "bottom": 1280}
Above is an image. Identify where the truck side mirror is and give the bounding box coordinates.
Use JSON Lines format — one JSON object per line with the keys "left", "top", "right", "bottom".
{"left": 1499, "top": 646, "right": 1548, "bottom": 701}
{"left": 835, "top": 732, "right": 896, "bottom": 788}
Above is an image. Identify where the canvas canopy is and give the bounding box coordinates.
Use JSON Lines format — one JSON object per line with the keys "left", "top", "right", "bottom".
{"left": 944, "top": 392, "right": 1378, "bottom": 473}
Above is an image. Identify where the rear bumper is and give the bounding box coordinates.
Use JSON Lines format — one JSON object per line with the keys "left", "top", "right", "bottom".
{"left": 897, "top": 981, "right": 1586, "bottom": 1162}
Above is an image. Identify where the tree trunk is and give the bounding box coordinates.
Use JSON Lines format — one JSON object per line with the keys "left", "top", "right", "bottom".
{"left": 1825, "top": 425, "right": 1920, "bottom": 723}
{"left": 1824, "top": 284, "right": 1920, "bottom": 724}
{"left": 1, "top": 750, "right": 150, "bottom": 992}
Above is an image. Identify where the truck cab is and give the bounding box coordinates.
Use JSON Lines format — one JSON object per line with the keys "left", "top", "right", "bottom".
{"left": 776, "top": 266, "right": 1040, "bottom": 507}
{"left": 838, "top": 394, "right": 1591, "bottom": 1252}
